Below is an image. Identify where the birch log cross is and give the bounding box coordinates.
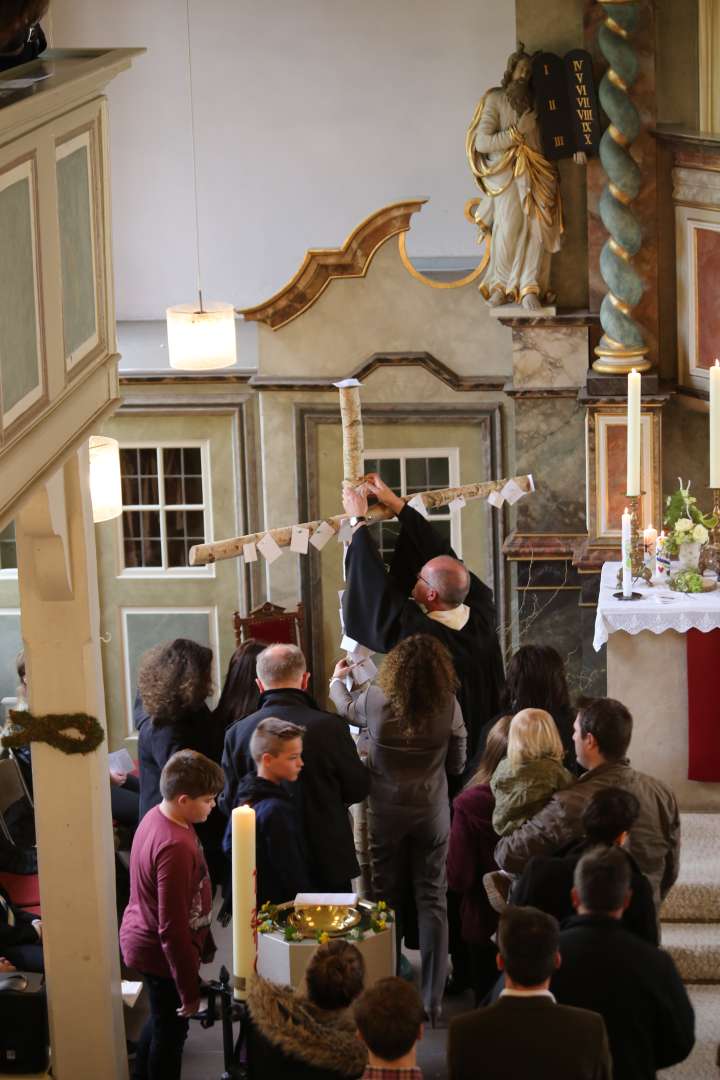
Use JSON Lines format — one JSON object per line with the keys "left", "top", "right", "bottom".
{"left": 188, "top": 383, "right": 535, "bottom": 566}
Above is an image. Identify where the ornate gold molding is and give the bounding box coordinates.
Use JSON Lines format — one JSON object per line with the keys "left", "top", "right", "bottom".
{"left": 239, "top": 199, "right": 427, "bottom": 330}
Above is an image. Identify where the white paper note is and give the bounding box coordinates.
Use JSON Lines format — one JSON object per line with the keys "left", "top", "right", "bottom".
{"left": 108, "top": 749, "right": 135, "bottom": 774}
{"left": 353, "top": 657, "right": 378, "bottom": 684}
{"left": 290, "top": 526, "right": 310, "bottom": 554}
{"left": 337, "top": 520, "right": 353, "bottom": 543}
{"left": 257, "top": 533, "right": 283, "bottom": 563}
{"left": 408, "top": 494, "right": 429, "bottom": 518}
{"left": 340, "top": 634, "right": 359, "bottom": 653}
{"left": 488, "top": 490, "right": 505, "bottom": 508}
{"left": 309, "top": 521, "right": 336, "bottom": 550}
{"left": 501, "top": 479, "right": 526, "bottom": 505}
{"left": 295, "top": 893, "right": 358, "bottom": 906}
{"left": 449, "top": 495, "right": 466, "bottom": 512}
{"left": 242, "top": 541, "right": 257, "bottom": 563}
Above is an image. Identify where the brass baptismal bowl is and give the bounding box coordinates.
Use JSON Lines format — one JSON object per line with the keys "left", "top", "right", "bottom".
{"left": 288, "top": 904, "right": 362, "bottom": 937}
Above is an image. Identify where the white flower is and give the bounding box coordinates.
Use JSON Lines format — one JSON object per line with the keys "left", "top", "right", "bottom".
{"left": 675, "top": 518, "right": 693, "bottom": 533}
{"left": 692, "top": 524, "right": 709, "bottom": 544}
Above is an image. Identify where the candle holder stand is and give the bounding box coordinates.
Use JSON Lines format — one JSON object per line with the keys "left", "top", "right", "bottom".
{"left": 699, "top": 489, "right": 720, "bottom": 577}
{"left": 616, "top": 492, "right": 652, "bottom": 595}
{"left": 194, "top": 965, "right": 249, "bottom": 1079}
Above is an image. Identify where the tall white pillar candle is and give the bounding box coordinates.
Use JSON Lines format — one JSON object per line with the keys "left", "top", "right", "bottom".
{"left": 231, "top": 805, "right": 256, "bottom": 1001}
{"left": 621, "top": 507, "right": 633, "bottom": 598}
{"left": 626, "top": 369, "right": 641, "bottom": 496}
{"left": 710, "top": 359, "right": 720, "bottom": 487}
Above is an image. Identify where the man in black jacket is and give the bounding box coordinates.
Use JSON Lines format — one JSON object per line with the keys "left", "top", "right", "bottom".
{"left": 510, "top": 786, "right": 658, "bottom": 944}
{"left": 219, "top": 643, "right": 369, "bottom": 892}
{"left": 448, "top": 906, "right": 611, "bottom": 1080}
{"left": 341, "top": 474, "right": 504, "bottom": 761}
{"left": 551, "top": 847, "right": 694, "bottom": 1080}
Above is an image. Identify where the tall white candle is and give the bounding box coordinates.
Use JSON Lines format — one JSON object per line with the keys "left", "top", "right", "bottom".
{"left": 231, "top": 805, "right": 256, "bottom": 1001}
{"left": 626, "top": 369, "right": 641, "bottom": 496}
{"left": 710, "top": 359, "right": 720, "bottom": 488}
{"left": 621, "top": 507, "right": 633, "bottom": 597}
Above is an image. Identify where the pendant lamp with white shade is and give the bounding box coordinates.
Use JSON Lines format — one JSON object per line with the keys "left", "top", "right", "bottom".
{"left": 88, "top": 436, "right": 123, "bottom": 523}
{"left": 167, "top": 0, "right": 237, "bottom": 371}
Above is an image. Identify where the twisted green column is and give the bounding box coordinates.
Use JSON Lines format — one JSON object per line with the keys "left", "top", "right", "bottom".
{"left": 592, "top": 2, "right": 651, "bottom": 374}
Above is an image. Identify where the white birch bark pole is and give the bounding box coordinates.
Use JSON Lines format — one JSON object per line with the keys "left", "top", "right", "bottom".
{"left": 336, "top": 379, "right": 365, "bottom": 486}
{"left": 189, "top": 474, "right": 534, "bottom": 566}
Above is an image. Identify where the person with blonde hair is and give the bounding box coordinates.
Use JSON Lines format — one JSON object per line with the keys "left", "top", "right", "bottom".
{"left": 484, "top": 708, "right": 573, "bottom": 912}
{"left": 491, "top": 708, "right": 574, "bottom": 837}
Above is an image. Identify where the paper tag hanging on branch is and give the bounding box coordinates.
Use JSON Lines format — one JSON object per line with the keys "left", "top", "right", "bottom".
{"left": 448, "top": 495, "right": 466, "bottom": 512}
{"left": 257, "top": 533, "right": 283, "bottom": 564}
{"left": 408, "top": 494, "right": 430, "bottom": 518}
{"left": 242, "top": 541, "right": 258, "bottom": 563}
{"left": 501, "top": 479, "right": 526, "bottom": 505}
{"left": 290, "top": 526, "right": 310, "bottom": 554}
{"left": 337, "top": 520, "right": 353, "bottom": 543}
{"left": 309, "top": 521, "right": 336, "bottom": 551}
{"left": 488, "top": 490, "right": 505, "bottom": 509}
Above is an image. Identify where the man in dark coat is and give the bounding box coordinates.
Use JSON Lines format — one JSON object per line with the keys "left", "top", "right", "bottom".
{"left": 448, "top": 906, "right": 611, "bottom": 1080}
{"left": 550, "top": 847, "right": 694, "bottom": 1080}
{"left": 341, "top": 473, "right": 504, "bottom": 759}
{"left": 510, "top": 786, "right": 658, "bottom": 944}
{"left": 219, "top": 643, "right": 369, "bottom": 892}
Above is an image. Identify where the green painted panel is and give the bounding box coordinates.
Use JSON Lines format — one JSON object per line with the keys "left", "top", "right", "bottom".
{"left": 57, "top": 144, "right": 97, "bottom": 360}
{"left": 124, "top": 610, "right": 212, "bottom": 727}
{"left": 0, "top": 612, "right": 22, "bottom": 706}
{"left": 0, "top": 175, "right": 40, "bottom": 414}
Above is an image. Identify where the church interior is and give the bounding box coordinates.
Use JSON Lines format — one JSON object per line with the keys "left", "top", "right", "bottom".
{"left": 0, "top": 0, "right": 719, "bottom": 1076}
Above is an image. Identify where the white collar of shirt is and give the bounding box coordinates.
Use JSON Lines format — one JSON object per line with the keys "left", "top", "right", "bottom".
{"left": 500, "top": 989, "right": 556, "bottom": 1001}
{"left": 426, "top": 603, "right": 470, "bottom": 631}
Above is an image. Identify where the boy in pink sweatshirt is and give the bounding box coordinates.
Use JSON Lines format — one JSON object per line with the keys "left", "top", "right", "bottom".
{"left": 120, "top": 749, "right": 224, "bottom": 1080}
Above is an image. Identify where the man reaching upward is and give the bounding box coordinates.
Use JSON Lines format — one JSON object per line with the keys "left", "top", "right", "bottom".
{"left": 341, "top": 474, "right": 504, "bottom": 759}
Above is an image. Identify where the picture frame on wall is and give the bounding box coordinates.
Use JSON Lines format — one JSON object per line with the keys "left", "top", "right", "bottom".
{"left": 676, "top": 209, "right": 720, "bottom": 392}
{"left": 586, "top": 407, "right": 663, "bottom": 545}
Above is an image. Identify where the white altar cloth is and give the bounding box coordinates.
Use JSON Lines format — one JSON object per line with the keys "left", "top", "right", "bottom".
{"left": 593, "top": 561, "right": 720, "bottom": 651}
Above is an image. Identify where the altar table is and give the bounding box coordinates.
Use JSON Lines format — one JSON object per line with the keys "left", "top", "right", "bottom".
{"left": 594, "top": 562, "right": 720, "bottom": 810}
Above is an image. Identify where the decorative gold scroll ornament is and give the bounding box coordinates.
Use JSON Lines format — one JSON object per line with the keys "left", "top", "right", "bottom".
{"left": 1, "top": 710, "right": 105, "bottom": 755}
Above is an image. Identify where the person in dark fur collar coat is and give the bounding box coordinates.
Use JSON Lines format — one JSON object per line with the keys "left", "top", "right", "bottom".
{"left": 247, "top": 941, "right": 368, "bottom": 1079}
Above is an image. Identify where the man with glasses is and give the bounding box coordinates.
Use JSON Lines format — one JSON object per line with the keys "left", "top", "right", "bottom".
{"left": 341, "top": 473, "right": 504, "bottom": 762}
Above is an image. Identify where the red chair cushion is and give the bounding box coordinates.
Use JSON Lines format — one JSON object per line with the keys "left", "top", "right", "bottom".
{"left": 0, "top": 871, "right": 40, "bottom": 908}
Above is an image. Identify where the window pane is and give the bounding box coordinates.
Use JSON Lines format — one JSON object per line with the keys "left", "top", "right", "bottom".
{"left": 164, "top": 475, "right": 183, "bottom": 505}
{"left": 121, "top": 474, "right": 140, "bottom": 506}
{"left": 184, "top": 510, "right": 205, "bottom": 539}
{"left": 167, "top": 539, "right": 188, "bottom": 567}
{"left": 0, "top": 522, "right": 17, "bottom": 570}
{"left": 163, "top": 447, "right": 182, "bottom": 477}
{"left": 405, "top": 458, "right": 429, "bottom": 491}
{"left": 376, "top": 458, "right": 401, "bottom": 491}
{"left": 428, "top": 457, "right": 449, "bottom": 487}
{"left": 165, "top": 510, "right": 205, "bottom": 543}
{"left": 183, "top": 476, "right": 203, "bottom": 504}
{"left": 182, "top": 447, "right": 202, "bottom": 475}
{"left": 123, "top": 539, "right": 142, "bottom": 568}
{"left": 120, "top": 448, "right": 138, "bottom": 476}
{"left": 141, "top": 538, "right": 162, "bottom": 567}
{"left": 122, "top": 510, "right": 161, "bottom": 568}
{"left": 138, "top": 449, "right": 158, "bottom": 476}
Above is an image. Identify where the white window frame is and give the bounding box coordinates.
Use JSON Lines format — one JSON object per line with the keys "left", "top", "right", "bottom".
{"left": 115, "top": 439, "right": 215, "bottom": 579}
{"left": 363, "top": 447, "right": 462, "bottom": 557}
{"left": 120, "top": 605, "right": 220, "bottom": 734}
{"left": 0, "top": 523, "right": 17, "bottom": 579}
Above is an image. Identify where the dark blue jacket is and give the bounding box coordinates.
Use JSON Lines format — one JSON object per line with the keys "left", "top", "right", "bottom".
{"left": 225, "top": 774, "right": 311, "bottom": 906}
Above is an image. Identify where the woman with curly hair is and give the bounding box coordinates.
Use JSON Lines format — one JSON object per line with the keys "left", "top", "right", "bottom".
{"left": 329, "top": 634, "right": 466, "bottom": 1022}
{"left": 213, "top": 638, "right": 264, "bottom": 730}
{"left": 137, "top": 638, "right": 225, "bottom": 885}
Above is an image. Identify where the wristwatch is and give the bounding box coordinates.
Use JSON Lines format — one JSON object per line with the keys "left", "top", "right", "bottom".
{"left": 349, "top": 515, "right": 367, "bottom": 527}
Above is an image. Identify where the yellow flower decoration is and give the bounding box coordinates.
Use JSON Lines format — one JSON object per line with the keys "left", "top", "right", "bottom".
{"left": 318, "top": 931, "right": 330, "bottom": 944}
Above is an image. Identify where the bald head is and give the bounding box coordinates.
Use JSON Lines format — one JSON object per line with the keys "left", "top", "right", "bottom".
{"left": 256, "top": 643, "right": 307, "bottom": 689}
{"left": 423, "top": 556, "right": 470, "bottom": 607}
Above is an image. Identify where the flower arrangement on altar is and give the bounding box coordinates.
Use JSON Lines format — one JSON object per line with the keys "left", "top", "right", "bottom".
{"left": 663, "top": 480, "right": 717, "bottom": 569}
{"left": 256, "top": 899, "right": 393, "bottom": 943}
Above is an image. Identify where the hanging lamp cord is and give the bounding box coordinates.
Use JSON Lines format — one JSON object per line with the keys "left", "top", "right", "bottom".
{"left": 185, "top": 0, "right": 204, "bottom": 313}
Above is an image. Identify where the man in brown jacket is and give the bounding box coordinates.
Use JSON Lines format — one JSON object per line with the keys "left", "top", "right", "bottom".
{"left": 448, "top": 906, "right": 612, "bottom": 1080}
{"left": 494, "top": 698, "right": 680, "bottom": 911}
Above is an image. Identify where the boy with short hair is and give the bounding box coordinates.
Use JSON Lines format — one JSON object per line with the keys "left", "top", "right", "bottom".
{"left": 354, "top": 977, "right": 425, "bottom": 1078}
{"left": 120, "top": 749, "right": 224, "bottom": 1080}
{"left": 231, "top": 717, "right": 311, "bottom": 904}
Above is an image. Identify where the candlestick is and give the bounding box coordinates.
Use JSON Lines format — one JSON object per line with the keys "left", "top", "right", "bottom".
{"left": 710, "top": 360, "right": 720, "bottom": 488}
{"left": 231, "top": 805, "right": 256, "bottom": 1001}
{"left": 699, "top": 489, "right": 720, "bottom": 578}
{"left": 621, "top": 507, "right": 633, "bottom": 598}
{"left": 626, "top": 369, "right": 641, "bottom": 496}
